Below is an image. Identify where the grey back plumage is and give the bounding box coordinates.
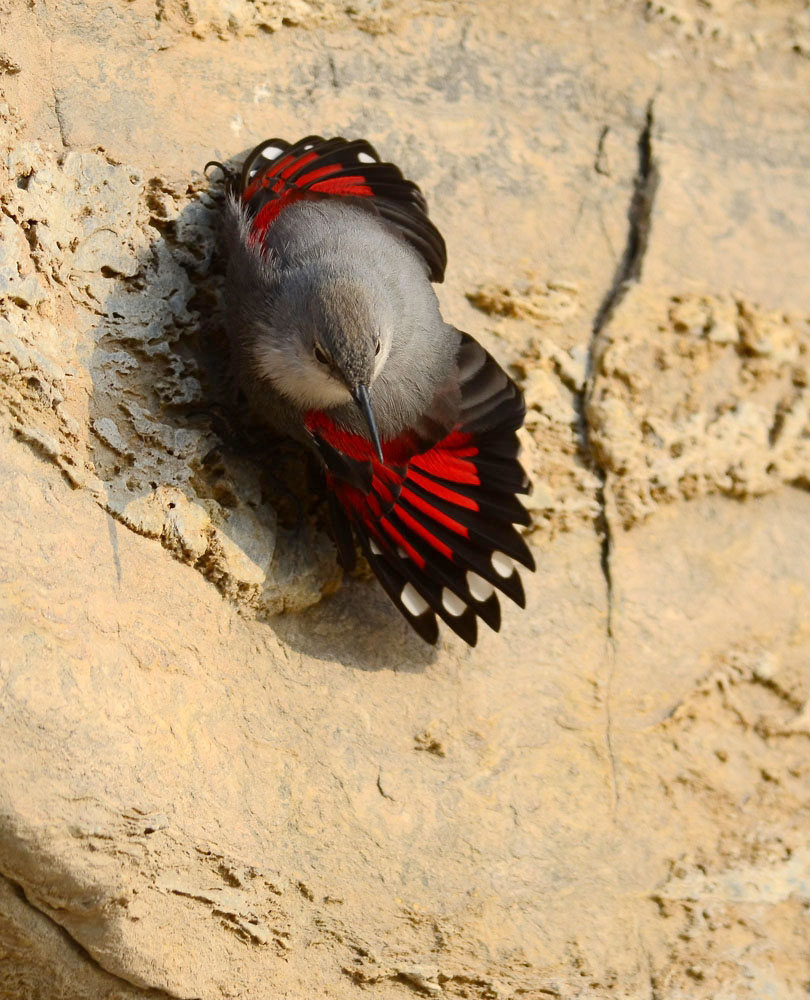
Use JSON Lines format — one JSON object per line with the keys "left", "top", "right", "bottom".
{"left": 223, "top": 196, "right": 460, "bottom": 444}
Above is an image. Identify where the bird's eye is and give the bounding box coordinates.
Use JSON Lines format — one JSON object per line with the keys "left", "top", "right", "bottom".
{"left": 374, "top": 338, "right": 381, "bottom": 356}
{"left": 313, "top": 343, "right": 330, "bottom": 365}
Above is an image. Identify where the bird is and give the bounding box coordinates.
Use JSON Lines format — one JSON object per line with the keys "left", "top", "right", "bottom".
{"left": 210, "top": 134, "right": 535, "bottom": 646}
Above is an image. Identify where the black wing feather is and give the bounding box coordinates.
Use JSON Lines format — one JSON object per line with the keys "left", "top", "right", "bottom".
{"left": 313, "top": 332, "right": 535, "bottom": 646}
{"left": 237, "top": 134, "right": 447, "bottom": 282}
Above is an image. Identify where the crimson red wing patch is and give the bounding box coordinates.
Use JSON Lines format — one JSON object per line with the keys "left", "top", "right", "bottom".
{"left": 237, "top": 135, "right": 447, "bottom": 282}
{"left": 306, "top": 335, "right": 535, "bottom": 647}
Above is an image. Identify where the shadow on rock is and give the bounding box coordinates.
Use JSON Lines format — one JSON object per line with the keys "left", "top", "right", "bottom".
{"left": 76, "top": 151, "right": 428, "bottom": 668}
{"left": 271, "top": 575, "right": 438, "bottom": 671}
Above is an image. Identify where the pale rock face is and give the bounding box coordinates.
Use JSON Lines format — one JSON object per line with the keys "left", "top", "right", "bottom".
{"left": 2, "top": 1, "right": 810, "bottom": 998}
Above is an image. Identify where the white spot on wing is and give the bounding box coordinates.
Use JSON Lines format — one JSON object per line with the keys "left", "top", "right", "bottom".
{"left": 369, "top": 538, "right": 382, "bottom": 556}
{"left": 357, "top": 151, "right": 376, "bottom": 163}
{"left": 466, "top": 571, "right": 494, "bottom": 601}
{"left": 260, "top": 145, "right": 284, "bottom": 160}
{"left": 401, "top": 583, "right": 429, "bottom": 617}
{"left": 397, "top": 546, "right": 408, "bottom": 559}
{"left": 491, "top": 551, "right": 515, "bottom": 578}
{"left": 303, "top": 144, "right": 314, "bottom": 150}
{"left": 442, "top": 588, "right": 466, "bottom": 617}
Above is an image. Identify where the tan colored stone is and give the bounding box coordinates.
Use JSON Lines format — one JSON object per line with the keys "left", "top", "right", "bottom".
{"left": 2, "top": 1, "right": 810, "bottom": 997}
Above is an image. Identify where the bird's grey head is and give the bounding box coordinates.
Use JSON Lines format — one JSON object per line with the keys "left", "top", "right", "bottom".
{"left": 251, "top": 262, "right": 394, "bottom": 457}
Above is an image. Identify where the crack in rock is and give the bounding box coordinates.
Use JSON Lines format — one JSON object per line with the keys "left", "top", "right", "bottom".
{"left": 592, "top": 99, "right": 658, "bottom": 339}
{"left": 0, "top": 872, "right": 183, "bottom": 999}
{"left": 582, "top": 97, "right": 659, "bottom": 813}
{"left": 584, "top": 97, "right": 659, "bottom": 633}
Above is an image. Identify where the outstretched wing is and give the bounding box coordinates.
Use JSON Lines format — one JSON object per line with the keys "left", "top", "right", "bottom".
{"left": 236, "top": 135, "right": 447, "bottom": 282}
{"left": 306, "top": 335, "right": 534, "bottom": 647}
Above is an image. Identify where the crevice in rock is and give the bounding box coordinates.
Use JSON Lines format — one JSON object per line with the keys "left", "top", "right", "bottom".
{"left": 327, "top": 52, "right": 340, "bottom": 90}
{"left": 583, "top": 97, "right": 658, "bottom": 630}
{"left": 52, "top": 91, "right": 68, "bottom": 149}
{"left": 0, "top": 872, "right": 183, "bottom": 1000}
{"left": 376, "top": 770, "right": 395, "bottom": 801}
{"left": 592, "top": 99, "right": 658, "bottom": 338}
{"left": 594, "top": 125, "right": 611, "bottom": 176}
{"left": 47, "top": 30, "right": 68, "bottom": 149}
{"left": 581, "top": 97, "right": 659, "bottom": 815}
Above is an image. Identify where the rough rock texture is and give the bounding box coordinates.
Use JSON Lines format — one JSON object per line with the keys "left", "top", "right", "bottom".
{"left": 1, "top": 1, "right": 810, "bottom": 998}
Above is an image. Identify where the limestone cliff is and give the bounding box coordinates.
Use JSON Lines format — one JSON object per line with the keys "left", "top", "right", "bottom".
{"left": 1, "top": 2, "right": 809, "bottom": 997}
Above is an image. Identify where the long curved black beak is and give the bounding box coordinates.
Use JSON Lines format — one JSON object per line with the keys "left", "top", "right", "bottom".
{"left": 352, "top": 384, "right": 384, "bottom": 462}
